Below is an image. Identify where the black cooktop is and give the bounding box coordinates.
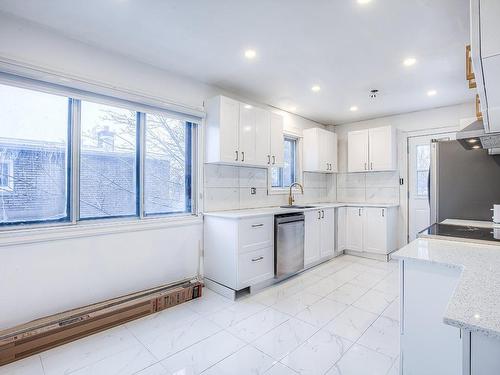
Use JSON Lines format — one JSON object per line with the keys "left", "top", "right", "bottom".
{"left": 419, "top": 223, "right": 500, "bottom": 243}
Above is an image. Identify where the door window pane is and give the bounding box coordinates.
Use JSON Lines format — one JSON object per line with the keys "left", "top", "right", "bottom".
{"left": 0, "top": 84, "right": 69, "bottom": 225}
{"left": 79, "top": 101, "right": 137, "bottom": 219}
{"left": 144, "top": 113, "right": 193, "bottom": 215}
{"left": 415, "top": 144, "right": 431, "bottom": 197}
{"left": 271, "top": 137, "right": 296, "bottom": 188}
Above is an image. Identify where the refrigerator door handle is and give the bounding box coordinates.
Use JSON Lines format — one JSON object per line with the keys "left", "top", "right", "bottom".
{"left": 429, "top": 141, "right": 439, "bottom": 225}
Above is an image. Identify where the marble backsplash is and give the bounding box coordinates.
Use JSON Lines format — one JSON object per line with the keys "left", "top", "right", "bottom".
{"left": 203, "top": 164, "right": 336, "bottom": 212}
{"left": 336, "top": 171, "right": 400, "bottom": 204}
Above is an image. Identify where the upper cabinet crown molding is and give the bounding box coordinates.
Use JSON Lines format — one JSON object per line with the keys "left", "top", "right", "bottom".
{"left": 303, "top": 127, "right": 338, "bottom": 173}
{"left": 347, "top": 126, "right": 397, "bottom": 172}
{"left": 204, "top": 95, "right": 284, "bottom": 168}
{"left": 470, "top": 0, "right": 500, "bottom": 132}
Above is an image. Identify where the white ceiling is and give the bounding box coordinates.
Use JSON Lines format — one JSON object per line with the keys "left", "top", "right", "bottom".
{"left": 0, "top": 0, "right": 474, "bottom": 125}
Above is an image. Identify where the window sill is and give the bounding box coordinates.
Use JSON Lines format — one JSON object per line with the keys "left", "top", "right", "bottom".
{"left": 268, "top": 188, "right": 303, "bottom": 196}
{"left": 0, "top": 214, "right": 202, "bottom": 247}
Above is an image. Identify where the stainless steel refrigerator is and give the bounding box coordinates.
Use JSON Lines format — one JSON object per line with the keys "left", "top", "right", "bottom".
{"left": 430, "top": 140, "right": 500, "bottom": 223}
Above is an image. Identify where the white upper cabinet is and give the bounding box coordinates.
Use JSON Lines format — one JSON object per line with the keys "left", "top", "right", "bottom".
{"left": 303, "top": 128, "right": 338, "bottom": 173}
{"left": 348, "top": 126, "right": 397, "bottom": 172}
{"left": 479, "top": 0, "right": 500, "bottom": 59}
{"left": 205, "top": 95, "right": 284, "bottom": 167}
{"left": 270, "top": 112, "right": 284, "bottom": 167}
{"left": 347, "top": 129, "right": 369, "bottom": 172}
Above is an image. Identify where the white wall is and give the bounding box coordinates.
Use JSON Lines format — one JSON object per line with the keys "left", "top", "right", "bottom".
{"left": 0, "top": 12, "right": 326, "bottom": 329}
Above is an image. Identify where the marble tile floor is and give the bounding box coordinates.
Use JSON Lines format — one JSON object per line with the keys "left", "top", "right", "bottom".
{"left": 0, "top": 255, "right": 400, "bottom": 375}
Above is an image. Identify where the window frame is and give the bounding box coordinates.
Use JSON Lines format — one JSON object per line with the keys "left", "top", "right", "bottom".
{"left": 0, "top": 159, "right": 14, "bottom": 192}
{"left": 268, "top": 132, "right": 303, "bottom": 195}
{"left": 0, "top": 74, "right": 200, "bottom": 231}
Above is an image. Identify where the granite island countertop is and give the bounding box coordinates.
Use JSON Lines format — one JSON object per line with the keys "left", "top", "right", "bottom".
{"left": 203, "top": 202, "right": 399, "bottom": 219}
{"left": 393, "top": 237, "right": 500, "bottom": 339}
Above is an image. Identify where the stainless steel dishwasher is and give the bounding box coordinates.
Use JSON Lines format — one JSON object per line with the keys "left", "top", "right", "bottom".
{"left": 274, "top": 212, "right": 305, "bottom": 278}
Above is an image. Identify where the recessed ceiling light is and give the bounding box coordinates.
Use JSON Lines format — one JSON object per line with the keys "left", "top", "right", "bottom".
{"left": 350, "top": 106, "right": 358, "bottom": 112}
{"left": 467, "top": 139, "right": 478, "bottom": 144}
{"left": 403, "top": 57, "right": 417, "bottom": 67}
{"left": 427, "top": 89, "right": 437, "bottom": 96}
{"left": 244, "top": 49, "right": 256, "bottom": 59}
{"left": 244, "top": 104, "right": 253, "bottom": 109}
{"left": 357, "top": 0, "right": 372, "bottom": 4}
{"left": 311, "top": 85, "right": 321, "bottom": 92}
{"left": 472, "top": 145, "right": 481, "bottom": 149}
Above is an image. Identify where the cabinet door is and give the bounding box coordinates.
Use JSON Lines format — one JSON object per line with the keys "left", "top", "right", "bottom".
{"left": 270, "top": 112, "right": 284, "bottom": 167}
{"left": 219, "top": 96, "right": 240, "bottom": 163}
{"left": 363, "top": 207, "right": 388, "bottom": 254}
{"left": 255, "top": 108, "right": 271, "bottom": 166}
{"left": 368, "top": 126, "right": 396, "bottom": 171}
{"left": 320, "top": 208, "right": 335, "bottom": 258}
{"left": 346, "top": 207, "right": 364, "bottom": 251}
{"left": 348, "top": 130, "right": 369, "bottom": 172}
{"left": 304, "top": 210, "right": 321, "bottom": 266}
{"left": 303, "top": 128, "right": 321, "bottom": 172}
{"left": 480, "top": 0, "right": 500, "bottom": 59}
{"left": 319, "top": 130, "right": 332, "bottom": 172}
{"left": 329, "top": 132, "right": 338, "bottom": 173}
{"left": 239, "top": 104, "right": 257, "bottom": 165}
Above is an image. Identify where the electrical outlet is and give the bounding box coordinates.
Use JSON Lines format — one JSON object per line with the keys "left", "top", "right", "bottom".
{"left": 251, "top": 187, "right": 256, "bottom": 195}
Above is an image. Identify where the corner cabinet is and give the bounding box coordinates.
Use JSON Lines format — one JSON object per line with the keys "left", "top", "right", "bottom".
{"left": 205, "top": 95, "right": 284, "bottom": 168}
{"left": 303, "top": 128, "right": 338, "bottom": 173}
{"left": 347, "top": 126, "right": 397, "bottom": 172}
{"left": 343, "top": 206, "right": 398, "bottom": 258}
{"left": 304, "top": 208, "right": 335, "bottom": 267}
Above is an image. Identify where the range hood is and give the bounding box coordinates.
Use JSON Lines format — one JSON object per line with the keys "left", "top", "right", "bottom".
{"left": 456, "top": 119, "right": 500, "bottom": 151}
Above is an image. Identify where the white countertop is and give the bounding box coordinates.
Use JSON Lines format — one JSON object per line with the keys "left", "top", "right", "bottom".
{"left": 393, "top": 237, "right": 500, "bottom": 339}
{"left": 203, "top": 202, "right": 399, "bottom": 219}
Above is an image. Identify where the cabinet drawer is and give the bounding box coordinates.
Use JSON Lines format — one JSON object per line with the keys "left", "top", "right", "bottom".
{"left": 238, "top": 247, "right": 274, "bottom": 288}
{"left": 238, "top": 216, "right": 273, "bottom": 253}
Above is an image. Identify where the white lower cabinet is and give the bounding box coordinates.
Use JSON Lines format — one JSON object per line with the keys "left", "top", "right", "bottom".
{"left": 304, "top": 208, "right": 335, "bottom": 267}
{"left": 344, "top": 206, "right": 398, "bottom": 256}
{"left": 204, "top": 215, "right": 274, "bottom": 291}
{"left": 401, "top": 259, "right": 463, "bottom": 375}
{"left": 469, "top": 331, "right": 500, "bottom": 374}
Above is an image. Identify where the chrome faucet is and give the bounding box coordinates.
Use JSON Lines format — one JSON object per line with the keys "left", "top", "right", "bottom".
{"left": 288, "top": 182, "right": 304, "bottom": 206}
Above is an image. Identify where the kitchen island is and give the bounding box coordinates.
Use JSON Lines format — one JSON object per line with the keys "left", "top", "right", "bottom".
{"left": 393, "top": 236, "right": 500, "bottom": 374}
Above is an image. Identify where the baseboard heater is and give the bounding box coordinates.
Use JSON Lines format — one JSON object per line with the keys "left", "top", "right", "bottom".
{"left": 0, "top": 278, "right": 203, "bottom": 366}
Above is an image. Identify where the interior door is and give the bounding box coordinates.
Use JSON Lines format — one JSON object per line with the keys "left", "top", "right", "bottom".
{"left": 270, "top": 112, "right": 284, "bottom": 167}
{"left": 408, "top": 132, "right": 455, "bottom": 240}
{"left": 320, "top": 208, "right": 335, "bottom": 258}
{"left": 304, "top": 210, "right": 321, "bottom": 266}
{"left": 346, "top": 207, "right": 363, "bottom": 251}
{"left": 369, "top": 126, "right": 392, "bottom": 171}
{"left": 239, "top": 104, "right": 257, "bottom": 165}
{"left": 348, "top": 129, "right": 369, "bottom": 172}
{"left": 255, "top": 108, "right": 271, "bottom": 166}
{"left": 363, "top": 207, "right": 387, "bottom": 254}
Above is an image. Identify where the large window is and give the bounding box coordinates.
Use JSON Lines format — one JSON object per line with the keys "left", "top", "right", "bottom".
{"left": 0, "top": 84, "right": 69, "bottom": 225}
{"left": 80, "top": 101, "right": 138, "bottom": 219}
{"left": 144, "top": 113, "right": 193, "bottom": 215}
{"left": 271, "top": 137, "right": 297, "bottom": 188}
{"left": 0, "top": 79, "right": 198, "bottom": 228}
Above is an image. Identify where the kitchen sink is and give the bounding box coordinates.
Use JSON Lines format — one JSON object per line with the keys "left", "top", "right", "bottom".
{"left": 280, "top": 205, "right": 316, "bottom": 209}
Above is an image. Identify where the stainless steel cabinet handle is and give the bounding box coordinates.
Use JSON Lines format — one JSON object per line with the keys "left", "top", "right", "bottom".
{"left": 267, "top": 155, "right": 271, "bottom": 165}
{"left": 241, "top": 151, "right": 245, "bottom": 162}
{"left": 358, "top": 208, "right": 361, "bottom": 216}
{"left": 318, "top": 210, "right": 321, "bottom": 220}
{"left": 382, "top": 209, "right": 385, "bottom": 217}
{"left": 272, "top": 155, "right": 276, "bottom": 164}
{"left": 251, "top": 256, "right": 264, "bottom": 262}
{"left": 251, "top": 223, "right": 264, "bottom": 228}
{"left": 235, "top": 150, "right": 239, "bottom": 161}
{"left": 321, "top": 210, "right": 325, "bottom": 218}
{"left": 371, "top": 162, "right": 373, "bottom": 170}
